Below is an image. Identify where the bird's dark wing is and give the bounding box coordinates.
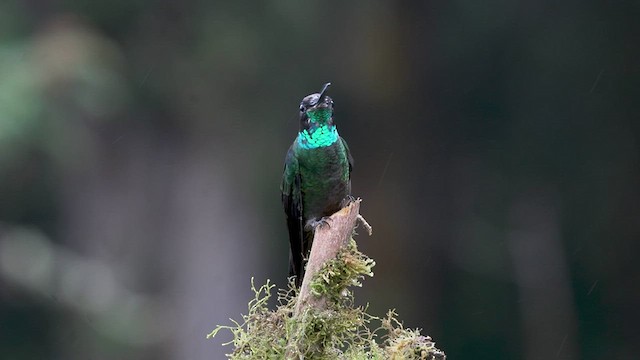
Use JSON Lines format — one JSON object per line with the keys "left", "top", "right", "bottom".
{"left": 281, "top": 145, "right": 304, "bottom": 285}
{"left": 340, "top": 136, "right": 354, "bottom": 179}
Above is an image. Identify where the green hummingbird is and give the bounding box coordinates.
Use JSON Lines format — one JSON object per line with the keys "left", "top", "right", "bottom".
{"left": 281, "top": 83, "right": 354, "bottom": 287}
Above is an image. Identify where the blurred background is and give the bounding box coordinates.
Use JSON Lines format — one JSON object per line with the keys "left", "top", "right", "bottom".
{"left": 1, "top": 1, "right": 638, "bottom": 359}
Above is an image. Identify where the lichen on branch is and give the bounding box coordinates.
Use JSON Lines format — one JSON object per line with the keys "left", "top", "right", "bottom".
{"left": 207, "top": 201, "right": 446, "bottom": 359}
{"left": 309, "top": 238, "right": 375, "bottom": 303}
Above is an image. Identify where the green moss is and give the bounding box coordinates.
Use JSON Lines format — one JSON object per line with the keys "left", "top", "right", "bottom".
{"left": 309, "top": 238, "right": 375, "bottom": 305}
{"left": 207, "top": 279, "right": 291, "bottom": 358}
{"left": 207, "top": 238, "right": 445, "bottom": 359}
{"left": 381, "top": 310, "right": 446, "bottom": 360}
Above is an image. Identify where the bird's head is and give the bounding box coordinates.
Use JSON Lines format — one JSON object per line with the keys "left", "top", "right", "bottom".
{"left": 297, "top": 83, "right": 338, "bottom": 149}
{"left": 299, "top": 82, "right": 334, "bottom": 132}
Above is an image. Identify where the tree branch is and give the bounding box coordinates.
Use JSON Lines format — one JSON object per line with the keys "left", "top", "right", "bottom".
{"left": 294, "top": 199, "right": 362, "bottom": 316}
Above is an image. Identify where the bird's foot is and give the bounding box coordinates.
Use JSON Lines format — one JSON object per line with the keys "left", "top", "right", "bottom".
{"left": 341, "top": 195, "right": 356, "bottom": 207}
{"left": 305, "top": 217, "right": 331, "bottom": 231}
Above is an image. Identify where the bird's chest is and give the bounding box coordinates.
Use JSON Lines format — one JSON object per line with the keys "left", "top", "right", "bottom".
{"left": 298, "top": 147, "right": 344, "bottom": 180}
{"left": 297, "top": 144, "right": 349, "bottom": 217}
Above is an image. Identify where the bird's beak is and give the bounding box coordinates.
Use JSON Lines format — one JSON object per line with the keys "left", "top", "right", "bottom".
{"left": 312, "top": 82, "right": 331, "bottom": 108}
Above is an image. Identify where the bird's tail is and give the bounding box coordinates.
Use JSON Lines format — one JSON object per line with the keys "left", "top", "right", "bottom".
{"left": 288, "top": 226, "right": 313, "bottom": 288}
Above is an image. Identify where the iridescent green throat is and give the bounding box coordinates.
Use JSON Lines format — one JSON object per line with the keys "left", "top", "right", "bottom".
{"left": 297, "top": 124, "right": 338, "bottom": 149}
{"left": 297, "top": 109, "right": 338, "bottom": 149}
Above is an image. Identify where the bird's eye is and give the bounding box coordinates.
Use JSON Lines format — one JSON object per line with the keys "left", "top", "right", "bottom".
{"left": 299, "top": 105, "right": 305, "bottom": 112}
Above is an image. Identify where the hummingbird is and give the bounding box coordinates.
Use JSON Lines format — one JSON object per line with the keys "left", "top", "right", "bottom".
{"left": 281, "top": 83, "right": 354, "bottom": 287}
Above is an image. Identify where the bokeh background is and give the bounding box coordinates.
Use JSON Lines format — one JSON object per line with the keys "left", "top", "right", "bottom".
{"left": 1, "top": 1, "right": 638, "bottom": 359}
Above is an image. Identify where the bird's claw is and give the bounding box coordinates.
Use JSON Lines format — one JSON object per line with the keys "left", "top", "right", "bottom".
{"left": 341, "top": 195, "right": 356, "bottom": 207}
{"left": 306, "top": 217, "right": 331, "bottom": 231}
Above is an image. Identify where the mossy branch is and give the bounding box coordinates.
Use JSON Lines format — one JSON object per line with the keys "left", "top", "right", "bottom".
{"left": 208, "top": 200, "right": 446, "bottom": 359}
{"left": 294, "top": 199, "right": 364, "bottom": 316}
